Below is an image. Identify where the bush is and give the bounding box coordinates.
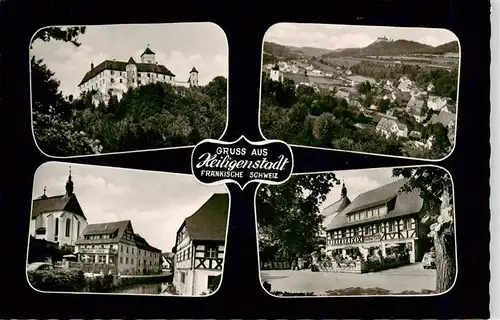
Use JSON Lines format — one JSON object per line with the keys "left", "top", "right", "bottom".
{"left": 28, "top": 269, "right": 86, "bottom": 292}
{"left": 208, "top": 274, "right": 221, "bottom": 293}
{"left": 86, "top": 274, "right": 115, "bottom": 292}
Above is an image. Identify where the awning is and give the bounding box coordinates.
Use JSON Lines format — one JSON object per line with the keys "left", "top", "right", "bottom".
{"left": 385, "top": 243, "right": 404, "bottom": 248}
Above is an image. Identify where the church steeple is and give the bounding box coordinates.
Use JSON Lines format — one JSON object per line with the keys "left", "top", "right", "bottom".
{"left": 65, "top": 166, "right": 74, "bottom": 197}
{"left": 38, "top": 186, "right": 48, "bottom": 200}
{"left": 341, "top": 181, "right": 347, "bottom": 198}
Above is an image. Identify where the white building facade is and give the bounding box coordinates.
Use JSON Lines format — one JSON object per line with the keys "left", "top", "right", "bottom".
{"left": 78, "top": 46, "right": 200, "bottom": 106}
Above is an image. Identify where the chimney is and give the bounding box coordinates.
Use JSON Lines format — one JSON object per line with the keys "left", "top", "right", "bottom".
{"left": 90, "top": 63, "right": 94, "bottom": 69}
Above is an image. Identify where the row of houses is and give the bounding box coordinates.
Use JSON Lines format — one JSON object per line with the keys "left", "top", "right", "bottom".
{"left": 30, "top": 169, "right": 229, "bottom": 295}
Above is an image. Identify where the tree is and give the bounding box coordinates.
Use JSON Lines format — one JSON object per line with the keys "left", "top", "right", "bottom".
{"left": 392, "top": 167, "right": 455, "bottom": 293}
{"left": 256, "top": 174, "right": 336, "bottom": 266}
{"left": 30, "top": 27, "right": 103, "bottom": 156}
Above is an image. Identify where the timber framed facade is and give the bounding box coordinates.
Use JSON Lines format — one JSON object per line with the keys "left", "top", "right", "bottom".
{"left": 324, "top": 179, "right": 432, "bottom": 264}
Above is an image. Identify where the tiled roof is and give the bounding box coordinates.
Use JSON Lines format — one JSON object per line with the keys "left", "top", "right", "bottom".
{"left": 396, "top": 122, "right": 407, "bottom": 131}
{"left": 135, "top": 233, "right": 161, "bottom": 253}
{"left": 321, "top": 197, "right": 351, "bottom": 217}
{"left": 32, "top": 194, "right": 86, "bottom": 220}
{"left": 74, "top": 220, "right": 131, "bottom": 245}
{"left": 407, "top": 97, "right": 425, "bottom": 109}
{"left": 183, "top": 193, "right": 229, "bottom": 241}
{"left": 78, "top": 60, "right": 175, "bottom": 85}
{"left": 376, "top": 118, "right": 396, "bottom": 132}
{"left": 429, "top": 110, "right": 456, "bottom": 127}
{"left": 325, "top": 179, "right": 423, "bottom": 230}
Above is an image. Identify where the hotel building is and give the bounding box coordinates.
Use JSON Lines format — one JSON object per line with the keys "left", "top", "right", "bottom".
{"left": 324, "top": 179, "right": 431, "bottom": 263}
{"left": 74, "top": 220, "right": 162, "bottom": 275}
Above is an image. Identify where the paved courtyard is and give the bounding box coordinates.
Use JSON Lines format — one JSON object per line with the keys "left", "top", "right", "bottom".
{"left": 260, "top": 263, "right": 436, "bottom": 294}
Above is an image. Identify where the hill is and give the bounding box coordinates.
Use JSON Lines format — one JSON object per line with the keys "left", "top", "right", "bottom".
{"left": 430, "top": 41, "right": 459, "bottom": 54}
{"left": 324, "top": 39, "right": 435, "bottom": 58}
{"left": 263, "top": 41, "right": 333, "bottom": 59}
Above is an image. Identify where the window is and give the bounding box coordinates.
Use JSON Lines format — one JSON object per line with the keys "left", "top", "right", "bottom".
{"left": 120, "top": 257, "right": 123, "bottom": 264}
{"left": 121, "top": 245, "right": 123, "bottom": 252}
{"left": 65, "top": 218, "right": 71, "bottom": 237}
{"left": 365, "top": 211, "right": 368, "bottom": 218}
{"left": 119, "top": 78, "right": 122, "bottom": 83}
{"left": 110, "top": 78, "right": 114, "bottom": 83}
{"left": 180, "top": 272, "right": 186, "bottom": 283}
{"left": 126, "top": 257, "right": 129, "bottom": 264}
{"left": 131, "top": 258, "right": 134, "bottom": 264}
{"left": 364, "top": 226, "right": 371, "bottom": 235}
{"left": 150, "top": 261, "right": 152, "bottom": 266}
{"left": 111, "top": 71, "right": 114, "bottom": 75}
{"left": 126, "top": 247, "right": 129, "bottom": 254}
{"left": 77, "top": 221, "right": 80, "bottom": 236}
{"left": 402, "top": 219, "right": 409, "bottom": 230}
{"left": 205, "top": 246, "right": 217, "bottom": 259}
{"left": 132, "top": 248, "right": 134, "bottom": 254}
{"left": 138, "top": 80, "right": 142, "bottom": 85}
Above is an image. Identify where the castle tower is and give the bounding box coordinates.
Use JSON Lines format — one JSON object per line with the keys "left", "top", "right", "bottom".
{"left": 189, "top": 67, "right": 199, "bottom": 87}
{"left": 126, "top": 57, "right": 138, "bottom": 89}
{"left": 341, "top": 182, "right": 347, "bottom": 198}
{"left": 141, "top": 45, "right": 156, "bottom": 64}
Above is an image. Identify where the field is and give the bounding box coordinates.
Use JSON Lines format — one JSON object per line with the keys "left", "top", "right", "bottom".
{"left": 320, "top": 57, "right": 363, "bottom": 68}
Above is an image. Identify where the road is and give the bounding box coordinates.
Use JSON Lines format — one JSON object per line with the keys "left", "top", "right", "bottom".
{"left": 261, "top": 263, "right": 436, "bottom": 294}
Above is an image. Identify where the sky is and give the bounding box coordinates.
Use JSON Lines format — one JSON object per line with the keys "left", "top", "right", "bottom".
{"left": 32, "top": 162, "right": 228, "bottom": 252}
{"left": 264, "top": 23, "right": 458, "bottom": 50}
{"left": 319, "top": 167, "right": 399, "bottom": 211}
{"left": 30, "top": 23, "right": 228, "bottom": 97}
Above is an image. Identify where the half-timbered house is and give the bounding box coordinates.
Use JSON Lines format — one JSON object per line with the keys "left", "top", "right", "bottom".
{"left": 172, "top": 193, "right": 229, "bottom": 295}
{"left": 324, "top": 179, "right": 431, "bottom": 263}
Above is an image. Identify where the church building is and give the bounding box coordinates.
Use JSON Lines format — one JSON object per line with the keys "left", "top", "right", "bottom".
{"left": 172, "top": 193, "right": 228, "bottom": 296}
{"left": 30, "top": 167, "right": 88, "bottom": 250}
{"left": 77, "top": 46, "right": 200, "bottom": 106}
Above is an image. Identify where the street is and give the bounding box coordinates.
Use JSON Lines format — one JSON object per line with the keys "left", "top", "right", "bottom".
{"left": 260, "top": 263, "right": 437, "bottom": 294}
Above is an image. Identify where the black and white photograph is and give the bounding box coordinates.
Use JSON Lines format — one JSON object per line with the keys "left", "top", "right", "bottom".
{"left": 27, "top": 162, "right": 229, "bottom": 296}
{"left": 30, "top": 23, "right": 228, "bottom": 157}
{"left": 260, "top": 24, "right": 459, "bottom": 160}
{"left": 256, "top": 165, "right": 456, "bottom": 296}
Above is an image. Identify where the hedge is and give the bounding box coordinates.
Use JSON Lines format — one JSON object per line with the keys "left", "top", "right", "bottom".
{"left": 28, "top": 269, "right": 86, "bottom": 292}
{"left": 28, "top": 269, "right": 115, "bottom": 293}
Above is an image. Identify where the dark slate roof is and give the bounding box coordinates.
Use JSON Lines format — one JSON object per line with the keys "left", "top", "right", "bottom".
{"left": 183, "top": 193, "right": 229, "bottom": 241}
{"left": 321, "top": 197, "right": 351, "bottom": 217}
{"left": 190, "top": 67, "right": 199, "bottom": 73}
{"left": 74, "top": 220, "right": 131, "bottom": 245}
{"left": 325, "top": 179, "right": 423, "bottom": 230}
{"left": 135, "top": 233, "right": 161, "bottom": 253}
{"left": 32, "top": 194, "right": 86, "bottom": 220}
{"left": 141, "top": 47, "right": 155, "bottom": 56}
{"left": 78, "top": 60, "right": 175, "bottom": 85}
{"left": 127, "top": 57, "right": 136, "bottom": 64}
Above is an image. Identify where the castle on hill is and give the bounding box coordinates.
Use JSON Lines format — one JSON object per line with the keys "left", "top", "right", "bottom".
{"left": 77, "top": 46, "right": 200, "bottom": 106}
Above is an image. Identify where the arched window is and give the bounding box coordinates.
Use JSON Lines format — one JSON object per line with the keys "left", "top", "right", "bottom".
{"left": 77, "top": 221, "right": 81, "bottom": 236}
{"left": 65, "top": 218, "right": 71, "bottom": 237}
{"left": 54, "top": 218, "right": 59, "bottom": 236}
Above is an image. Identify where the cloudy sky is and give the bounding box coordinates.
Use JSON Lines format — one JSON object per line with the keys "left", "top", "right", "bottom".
{"left": 30, "top": 23, "right": 228, "bottom": 98}
{"left": 319, "top": 167, "right": 399, "bottom": 211}
{"left": 265, "top": 23, "right": 458, "bottom": 50}
{"left": 32, "top": 162, "right": 228, "bottom": 251}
